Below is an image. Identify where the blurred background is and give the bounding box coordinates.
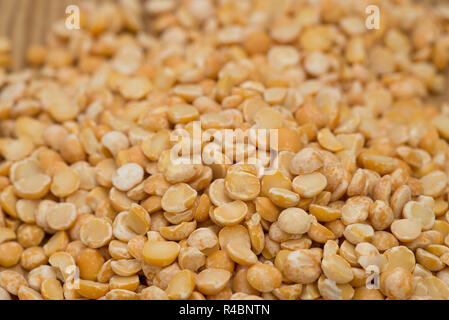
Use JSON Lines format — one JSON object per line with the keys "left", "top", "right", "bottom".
{"left": 0, "top": 0, "right": 447, "bottom": 104}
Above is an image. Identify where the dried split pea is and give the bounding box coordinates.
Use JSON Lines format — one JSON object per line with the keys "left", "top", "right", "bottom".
{"left": 77, "top": 248, "right": 105, "bottom": 281}
{"left": 226, "top": 240, "right": 258, "bottom": 266}
{"left": 402, "top": 201, "right": 435, "bottom": 230}
{"left": 46, "top": 203, "right": 77, "bottom": 231}
{"left": 50, "top": 168, "right": 80, "bottom": 198}
{"left": 112, "top": 163, "right": 144, "bottom": 192}
{"left": 110, "top": 259, "right": 141, "bottom": 277}
{"left": 208, "top": 179, "right": 232, "bottom": 206}
{"left": 13, "top": 173, "right": 51, "bottom": 200}
{"left": 247, "top": 263, "right": 282, "bottom": 292}
{"left": 391, "top": 219, "right": 422, "bottom": 242}
{"left": 318, "top": 128, "right": 344, "bottom": 152}
{"left": 268, "top": 188, "right": 299, "bottom": 208}
{"left": 76, "top": 280, "right": 109, "bottom": 299}
{"left": 160, "top": 221, "right": 197, "bottom": 241}
{"left": 255, "top": 197, "right": 280, "bottom": 222}
{"left": 309, "top": 204, "right": 341, "bottom": 222}
{"left": 142, "top": 240, "right": 180, "bottom": 267}
{"left": 126, "top": 204, "right": 151, "bottom": 235}
{"left": 196, "top": 268, "right": 231, "bottom": 296}
{"left": 380, "top": 267, "right": 414, "bottom": 300}
{"left": 119, "top": 76, "right": 152, "bottom": 100}
{"left": 165, "top": 269, "right": 195, "bottom": 300}
{"left": 80, "top": 217, "right": 113, "bottom": 248}
{"left": 213, "top": 200, "right": 247, "bottom": 226}
{"left": 283, "top": 249, "right": 321, "bottom": 284}
{"left": 161, "top": 183, "right": 197, "bottom": 213}
{"left": 167, "top": 104, "right": 199, "bottom": 124}
{"left": 0, "top": 241, "right": 23, "bottom": 267}
{"left": 278, "top": 208, "right": 312, "bottom": 235}
{"left": 321, "top": 254, "right": 353, "bottom": 284}
{"left": 41, "top": 278, "right": 64, "bottom": 300}
{"left": 292, "top": 173, "right": 327, "bottom": 198}
{"left": 224, "top": 171, "right": 260, "bottom": 201}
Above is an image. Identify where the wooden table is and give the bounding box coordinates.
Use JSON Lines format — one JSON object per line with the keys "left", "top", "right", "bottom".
{"left": 0, "top": 0, "right": 81, "bottom": 70}
{"left": 0, "top": 0, "right": 447, "bottom": 105}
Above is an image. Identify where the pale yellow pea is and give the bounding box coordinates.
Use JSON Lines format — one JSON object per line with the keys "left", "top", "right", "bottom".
{"left": 80, "top": 217, "right": 113, "bottom": 248}
{"left": 254, "top": 197, "right": 280, "bottom": 222}
{"left": 384, "top": 246, "right": 415, "bottom": 272}
{"left": 195, "top": 268, "right": 231, "bottom": 296}
{"left": 278, "top": 207, "right": 312, "bottom": 235}
{"left": 16, "top": 199, "right": 38, "bottom": 224}
{"left": 290, "top": 148, "right": 323, "bottom": 176}
{"left": 317, "top": 128, "right": 344, "bottom": 152}
{"left": 161, "top": 183, "right": 197, "bottom": 213}
{"left": 141, "top": 130, "right": 171, "bottom": 161}
{"left": 343, "top": 224, "right": 374, "bottom": 244}
{"left": 178, "top": 246, "right": 206, "bottom": 272}
{"left": 46, "top": 203, "right": 77, "bottom": 231}
{"left": 76, "top": 280, "right": 109, "bottom": 299}
{"left": 415, "top": 248, "right": 445, "bottom": 272}
{"left": 341, "top": 196, "right": 372, "bottom": 225}
{"left": 226, "top": 240, "right": 258, "bottom": 266}
{"left": 402, "top": 201, "right": 435, "bottom": 230}
{"left": 0, "top": 227, "right": 16, "bottom": 244}
{"left": 111, "top": 259, "right": 142, "bottom": 276}
{"left": 163, "top": 210, "right": 193, "bottom": 225}
{"left": 309, "top": 204, "right": 341, "bottom": 222}
{"left": 208, "top": 178, "right": 232, "bottom": 206}
{"left": 167, "top": 104, "right": 199, "bottom": 124}
{"left": 112, "top": 163, "right": 144, "bottom": 192}
{"left": 391, "top": 219, "right": 422, "bottom": 242}
{"left": 50, "top": 168, "right": 80, "bottom": 197}
{"left": 0, "top": 241, "right": 23, "bottom": 267}
{"left": 165, "top": 269, "right": 195, "bottom": 300}
{"left": 420, "top": 170, "right": 447, "bottom": 198}
{"left": 361, "top": 154, "right": 398, "bottom": 175}
{"left": 173, "top": 84, "right": 202, "bottom": 102}
{"left": 369, "top": 200, "right": 394, "bottom": 231}
{"left": 142, "top": 240, "right": 180, "bottom": 267}
{"left": 247, "top": 263, "right": 282, "bottom": 292}
{"left": 292, "top": 172, "right": 327, "bottom": 198}
{"left": 321, "top": 254, "right": 354, "bottom": 284}
{"left": 9, "top": 158, "right": 42, "bottom": 183}
{"left": 113, "top": 211, "right": 139, "bottom": 242}
{"left": 18, "top": 286, "right": 42, "bottom": 300}
{"left": 109, "top": 275, "right": 139, "bottom": 291}
{"left": 0, "top": 270, "right": 27, "bottom": 296}
{"left": 317, "top": 276, "right": 354, "bottom": 300}
{"left": 41, "top": 278, "right": 64, "bottom": 300}
{"left": 260, "top": 171, "right": 292, "bottom": 197}
{"left": 13, "top": 173, "right": 51, "bottom": 199}
{"left": 224, "top": 171, "right": 260, "bottom": 201}
{"left": 213, "top": 200, "right": 248, "bottom": 226}
{"left": 139, "top": 286, "right": 169, "bottom": 300}
{"left": 125, "top": 203, "right": 151, "bottom": 235}
{"left": 283, "top": 249, "right": 321, "bottom": 284}
{"left": 119, "top": 76, "right": 152, "bottom": 100}
{"left": 380, "top": 267, "right": 414, "bottom": 300}
{"left": 108, "top": 240, "right": 131, "bottom": 260}
{"left": 267, "top": 187, "right": 299, "bottom": 208}
{"left": 159, "top": 221, "right": 197, "bottom": 241}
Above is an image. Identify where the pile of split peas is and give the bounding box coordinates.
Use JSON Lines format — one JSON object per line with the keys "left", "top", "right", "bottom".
{"left": 1, "top": 0, "right": 449, "bottom": 300}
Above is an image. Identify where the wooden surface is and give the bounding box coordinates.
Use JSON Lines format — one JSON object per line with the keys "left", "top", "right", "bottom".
{"left": 0, "top": 0, "right": 80, "bottom": 70}
{"left": 0, "top": 0, "right": 447, "bottom": 104}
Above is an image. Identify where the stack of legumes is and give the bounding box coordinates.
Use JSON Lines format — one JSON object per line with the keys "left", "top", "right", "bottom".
{"left": 1, "top": 0, "right": 449, "bottom": 300}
